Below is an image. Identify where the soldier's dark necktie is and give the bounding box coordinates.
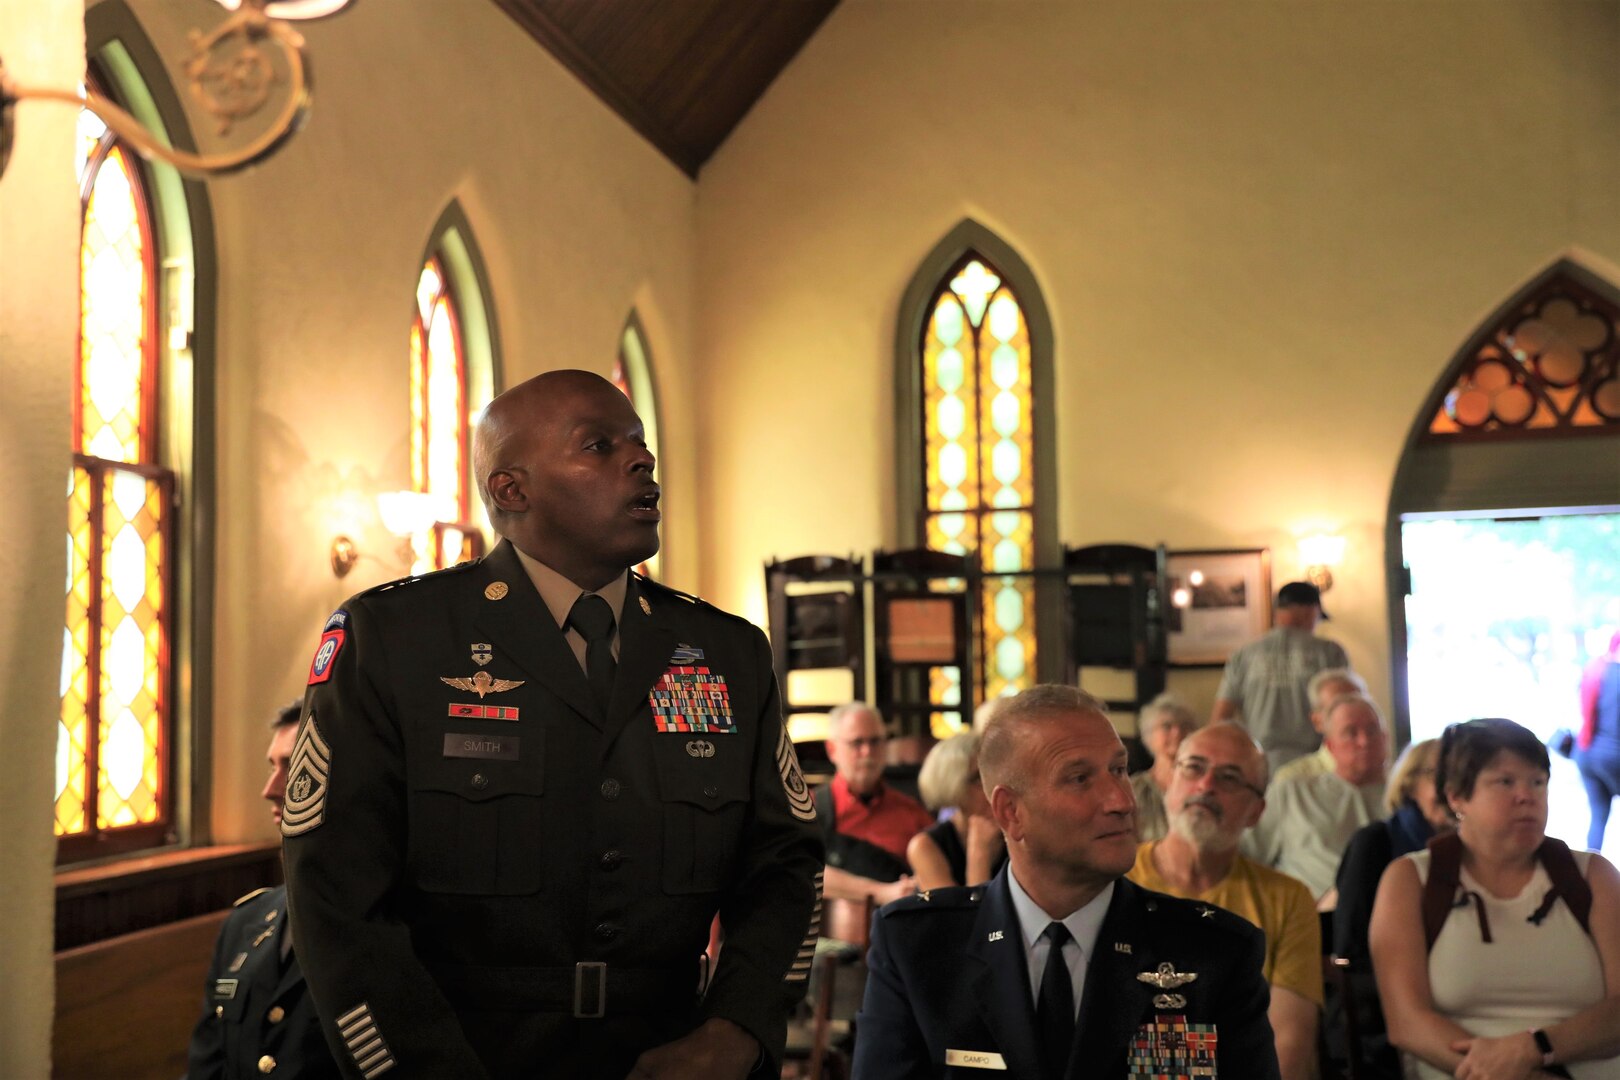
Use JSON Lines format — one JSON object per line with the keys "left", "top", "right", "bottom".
{"left": 1037, "top": 921, "right": 1075, "bottom": 1077}
{"left": 566, "top": 594, "right": 616, "bottom": 718}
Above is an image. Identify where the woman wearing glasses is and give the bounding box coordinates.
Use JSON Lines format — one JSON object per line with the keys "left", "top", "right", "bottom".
{"left": 1370, "top": 719, "right": 1620, "bottom": 1079}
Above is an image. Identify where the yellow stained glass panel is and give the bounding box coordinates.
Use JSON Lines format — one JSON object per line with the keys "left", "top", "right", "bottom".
{"left": 78, "top": 145, "right": 149, "bottom": 464}
{"left": 921, "top": 256, "right": 1038, "bottom": 697}
{"left": 95, "top": 467, "right": 164, "bottom": 830}
{"left": 56, "top": 466, "right": 94, "bottom": 836}
{"left": 410, "top": 258, "right": 466, "bottom": 573}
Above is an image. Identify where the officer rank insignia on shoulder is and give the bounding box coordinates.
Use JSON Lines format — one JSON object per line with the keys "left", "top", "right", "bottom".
{"left": 776, "top": 724, "right": 817, "bottom": 822}
{"left": 281, "top": 712, "right": 331, "bottom": 838}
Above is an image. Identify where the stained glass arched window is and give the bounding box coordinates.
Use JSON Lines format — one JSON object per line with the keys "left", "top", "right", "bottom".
{"left": 410, "top": 205, "right": 499, "bottom": 573}
{"left": 1423, "top": 269, "right": 1620, "bottom": 440}
{"left": 611, "top": 313, "right": 662, "bottom": 580}
{"left": 900, "top": 221, "right": 1056, "bottom": 728}
{"left": 58, "top": 85, "right": 171, "bottom": 852}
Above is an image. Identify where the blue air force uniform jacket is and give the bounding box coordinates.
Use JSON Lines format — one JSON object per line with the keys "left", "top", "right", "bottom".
{"left": 854, "top": 870, "right": 1281, "bottom": 1079}
{"left": 186, "top": 885, "right": 339, "bottom": 1079}
{"left": 280, "top": 540, "right": 824, "bottom": 1079}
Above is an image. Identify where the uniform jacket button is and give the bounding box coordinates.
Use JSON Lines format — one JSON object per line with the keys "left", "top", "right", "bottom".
{"left": 470, "top": 773, "right": 489, "bottom": 790}
{"left": 600, "top": 850, "right": 623, "bottom": 871}
{"left": 600, "top": 778, "right": 621, "bottom": 800}
{"left": 267, "top": 1005, "right": 285, "bottom": 1023}
{"left": 258, "top": 1055, "right": 277, "bottom": 1073}
{"left": 594, "top": 922, "right": 619, "bottom": 942}
{"left": 214, "top": 1005, "right": 224, "bottom": 1018}
{"left": 703, "top": 785, "right": 718, "bottom": 799}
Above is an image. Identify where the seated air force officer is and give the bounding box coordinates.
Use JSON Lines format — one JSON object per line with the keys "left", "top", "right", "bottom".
{"left": 854, "top": 684, "right": 1281, "bottom": 1079}
{"left": 186, "top": 701, "right": 338, "bottom": 1079}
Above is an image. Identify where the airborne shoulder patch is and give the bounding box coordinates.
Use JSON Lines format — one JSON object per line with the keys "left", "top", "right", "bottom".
{"left": 776, "top": 723, "right": 817, "bottom": 822}
{"left": 281, "top": 712, "right": 331, "bottom": 838}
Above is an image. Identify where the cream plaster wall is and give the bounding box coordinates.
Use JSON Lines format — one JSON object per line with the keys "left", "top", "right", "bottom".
{"left": 96, "top": 0, "right": 697, "bottom": 844}
{"left": 695, "top": 0, "right": 1620, "bottom": 721}
{"left": 0, "top": 1, "right": 84, "bottom": 1070}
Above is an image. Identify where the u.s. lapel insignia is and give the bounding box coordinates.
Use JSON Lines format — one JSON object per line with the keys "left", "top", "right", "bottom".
{"left": 484, "top": 582, "right": 508, "bottom": 600}
{"left": 685, "top": 739, "right": 716, "bottom": 758}
{"left": 987, "top": 929, "right": 1003, "bottom": 942}
{"left": 1114, "top": 942, "right": 1132, "bottom": 954}
{"left": 639, "top": 596, "right": 652, "bottom": 616}
{"left": 440, "top": 671, "right": 525, "bottom": 698}
{"left": 1138, "top": 962, "right": 1198, "bottom": 990}
{"left": 471, "top": 643, "right": 493, "bottom": 667}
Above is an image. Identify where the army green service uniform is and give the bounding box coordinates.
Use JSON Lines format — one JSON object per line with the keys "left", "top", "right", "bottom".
{"left": 282, "top": 540, "right": 823, "bottom": 1079}
{"left": 185, "top": 885, "right": 340, "bottom": 1079}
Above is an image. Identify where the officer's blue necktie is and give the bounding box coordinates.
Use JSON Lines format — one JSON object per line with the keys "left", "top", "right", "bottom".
{"left": 566, "top": 594, "right": 616, "bottom": 718}
{"left": 1037, "top": 921, "right": 1075, "bottom": 1077}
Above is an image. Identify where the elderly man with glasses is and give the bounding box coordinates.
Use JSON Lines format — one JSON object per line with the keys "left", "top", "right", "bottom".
{"left": 1127, "top": 722, "right": 1323, "bottom": 1080}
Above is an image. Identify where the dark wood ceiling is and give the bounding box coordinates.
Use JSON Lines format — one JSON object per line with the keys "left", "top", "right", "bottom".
{"left": 492, "top": 0, "right": 841, "bottom": 178}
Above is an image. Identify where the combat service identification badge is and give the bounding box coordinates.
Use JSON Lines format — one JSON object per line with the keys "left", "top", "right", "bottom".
{"left": 281, "top": 712, "right": 331, "bottom": 838}
{"left": 776, "top": 723, "right": 818, "bottom": 822}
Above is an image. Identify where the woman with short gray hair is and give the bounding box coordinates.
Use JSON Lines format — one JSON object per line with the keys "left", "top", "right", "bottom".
{"left": 1130, "top": 693, "right": 1204, "bottom": 842}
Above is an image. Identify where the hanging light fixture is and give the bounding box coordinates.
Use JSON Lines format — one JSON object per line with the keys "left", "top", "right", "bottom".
{"left": 0, "top": 0, "right": 355, "bottom": 182}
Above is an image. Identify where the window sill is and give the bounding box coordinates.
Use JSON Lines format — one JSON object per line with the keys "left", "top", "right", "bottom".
{"left": 55, "top": 842, "right": 282, "bottom": 952}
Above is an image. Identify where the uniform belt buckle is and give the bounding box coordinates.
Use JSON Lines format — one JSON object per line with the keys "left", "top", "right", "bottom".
{"left": 574, "top": 961, "right": 607, "bottom": 1019}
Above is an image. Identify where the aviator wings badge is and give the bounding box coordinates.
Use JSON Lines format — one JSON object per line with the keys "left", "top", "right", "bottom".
{"left": 1137, "top": 961, "right": 1199, "bottom": 1010}
{"left": 440, "top": 671, "right": 525, "bottom": 698}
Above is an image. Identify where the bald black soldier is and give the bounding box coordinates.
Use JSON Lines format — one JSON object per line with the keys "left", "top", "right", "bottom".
{"left": 283, "top": 370, "right": 823, "bottom": 1079}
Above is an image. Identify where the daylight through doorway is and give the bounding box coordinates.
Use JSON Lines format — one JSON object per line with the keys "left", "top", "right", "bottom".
{"left": 1401, "top": 508, "right": 1620, "bottom": 856}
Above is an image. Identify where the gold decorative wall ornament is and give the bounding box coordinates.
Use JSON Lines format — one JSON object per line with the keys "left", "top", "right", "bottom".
{"left": 0, "top": 0, "right": 353, "bottom": 182}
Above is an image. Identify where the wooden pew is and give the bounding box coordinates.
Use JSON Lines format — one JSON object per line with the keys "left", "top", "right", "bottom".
{"left": 54, "top": 908, "right": 230, "bottom": 1079}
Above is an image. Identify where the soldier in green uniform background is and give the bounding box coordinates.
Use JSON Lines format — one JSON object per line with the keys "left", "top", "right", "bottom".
{"left": 282, "top": 370, "right": 823, "bottom": 1079}
{"left": 187, "top": 701, "right": 339, "bottom": 1079}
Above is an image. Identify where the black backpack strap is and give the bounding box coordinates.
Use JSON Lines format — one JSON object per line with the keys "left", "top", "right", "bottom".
{"left": 1422, "top": 832, "right": 1465, "bottom": 952}
{"left": 814, "top": 781, "right": 836, "bottom": 840}
{"left": 1531, "top": 837, "right": 1592, "bottom": 935}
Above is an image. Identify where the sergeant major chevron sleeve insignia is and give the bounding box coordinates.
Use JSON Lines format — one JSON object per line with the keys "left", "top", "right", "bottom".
{"left": 281, "top": 711, "right": 331, "bottom": 838}
{"left": 776, "top": 722, "right": 817, "bottom": 822}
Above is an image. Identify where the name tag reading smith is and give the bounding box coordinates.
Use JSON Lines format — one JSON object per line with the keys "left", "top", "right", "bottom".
{"left": 443, "top": 733, "right": 520, "bottom": 760}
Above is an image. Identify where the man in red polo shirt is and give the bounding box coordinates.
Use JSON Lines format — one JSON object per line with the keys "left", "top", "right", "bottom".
{"left": 814, "top": 702, "right": 936, "bottom": 903}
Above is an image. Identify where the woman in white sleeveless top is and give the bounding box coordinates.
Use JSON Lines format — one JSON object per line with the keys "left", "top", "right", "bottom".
{"left": 1369, "top": 719, "right": 1620, "bottom": 1080}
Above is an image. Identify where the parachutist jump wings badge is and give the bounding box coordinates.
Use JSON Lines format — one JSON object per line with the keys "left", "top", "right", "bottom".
{"left": 440, "top": 671, "right": 525, "bottom": 698}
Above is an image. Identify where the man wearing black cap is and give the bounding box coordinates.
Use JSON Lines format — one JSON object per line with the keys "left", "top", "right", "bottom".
{"left": 1211, "top": 581, "right": 1350, "bottom": 773}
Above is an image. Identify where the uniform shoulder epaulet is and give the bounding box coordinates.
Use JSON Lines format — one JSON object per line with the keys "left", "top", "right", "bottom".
{"left": 878, "top": 884, "right": 983, "bottom": 918}
{"left": 634, "top": 573, "right": 753, "bottom": 625}
{"left": 232, "top": 886, "right": 273, "bottom": 908}
{"left": 1144, "top": 889, "right": 1255, "bottom": 938}
{"left": 356, "top": 558, "right": 482, "bottom": 599}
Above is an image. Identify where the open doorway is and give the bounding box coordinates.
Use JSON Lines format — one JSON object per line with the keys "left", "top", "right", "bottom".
{"left": 1401, "top": 507, "right": 1620, "bottom": 855}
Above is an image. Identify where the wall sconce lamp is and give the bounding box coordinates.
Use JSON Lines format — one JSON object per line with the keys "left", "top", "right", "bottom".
{"left": 0, "top": 0, "right": 354, "bottom": 182}
{"left": 330, "top": 490, "right": 451, "bottom": 579}
{"left": 1299, "top": 532, "right": 1347, "bottom": 592}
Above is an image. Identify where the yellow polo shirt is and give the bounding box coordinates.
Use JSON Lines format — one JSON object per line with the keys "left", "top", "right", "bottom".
{"left": 1128, "top": 842, "right": 1323, "bottom": 1007}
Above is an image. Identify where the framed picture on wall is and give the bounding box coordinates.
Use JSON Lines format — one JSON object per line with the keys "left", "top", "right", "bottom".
{"left": 1165, "top": 548, "right": 1272, "bottom": 667}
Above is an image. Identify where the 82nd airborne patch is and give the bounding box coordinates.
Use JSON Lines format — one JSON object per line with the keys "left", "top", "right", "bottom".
{"left": 281, "top": 712, "right": 331, "bottom": 838}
